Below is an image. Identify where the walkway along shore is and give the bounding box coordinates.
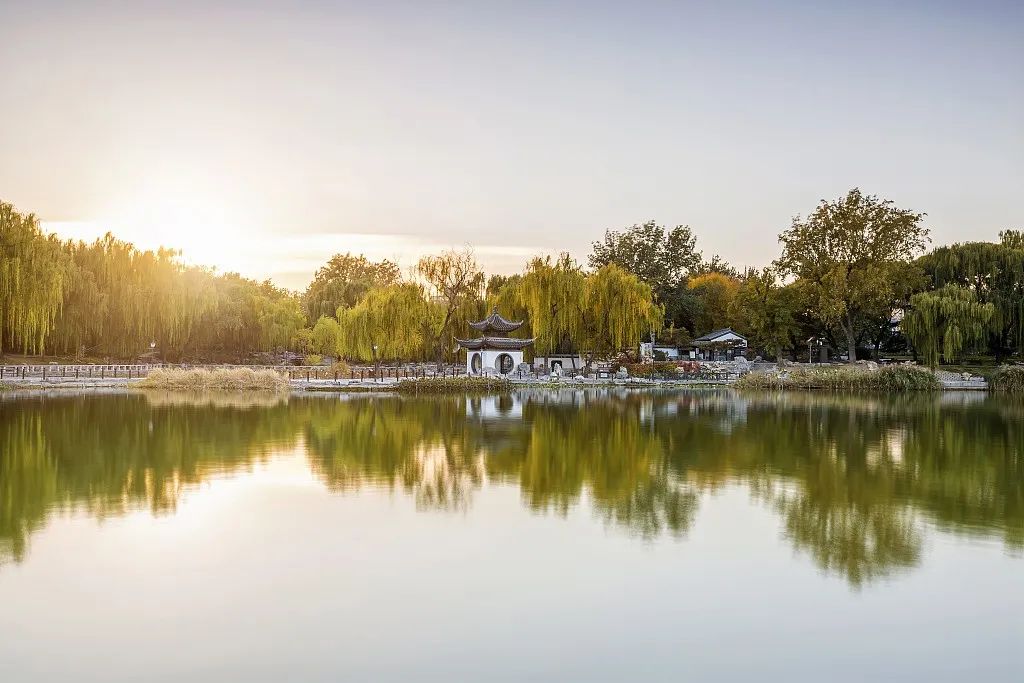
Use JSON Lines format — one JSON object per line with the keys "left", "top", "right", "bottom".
{"left": 0, "top": 363, "right": 991, "bottom": 391}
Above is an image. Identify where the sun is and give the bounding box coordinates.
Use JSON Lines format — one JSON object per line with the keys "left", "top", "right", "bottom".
{"left": 106, "top": 196, "right": 246, "bottom": 271}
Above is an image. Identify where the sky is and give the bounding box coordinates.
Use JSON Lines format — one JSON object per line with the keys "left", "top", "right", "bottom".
{"left": 1, "top": 0, "right": 1021, "bottom": 289}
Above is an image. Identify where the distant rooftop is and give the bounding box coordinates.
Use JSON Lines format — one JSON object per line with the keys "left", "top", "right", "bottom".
{"left": 692, "top": 328, "right": 747, "bottom": 343}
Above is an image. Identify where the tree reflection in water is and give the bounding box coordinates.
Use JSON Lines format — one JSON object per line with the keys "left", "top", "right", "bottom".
{"left": 1, "top": 389, "right": 1021, "bottom": 587}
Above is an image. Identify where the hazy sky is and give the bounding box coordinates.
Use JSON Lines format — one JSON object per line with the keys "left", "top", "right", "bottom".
{"left": 1, "top": 0, "right": 1021, "bottom": 288}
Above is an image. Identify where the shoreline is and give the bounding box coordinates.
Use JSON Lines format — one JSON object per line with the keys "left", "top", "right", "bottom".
{"left": 0, "top": 374, "right": 991, "bottom": 393}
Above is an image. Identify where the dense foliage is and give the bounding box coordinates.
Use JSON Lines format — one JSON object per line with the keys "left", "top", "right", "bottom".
{"left": 902, "top": 285, "right": 994, "bottom": 368}
{"left": 3, "top": 191, "right": 1020, "bottom": 367}
{"left": 916, "top": 232, "right": 1024, "bottom": 360}
{"left": 1, "top": 201, "right": 304, "bottom": 360}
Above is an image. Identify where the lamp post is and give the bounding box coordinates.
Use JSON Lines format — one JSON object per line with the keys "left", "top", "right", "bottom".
{"left": 372, "top": 344, "right": 379, "bottom": 382}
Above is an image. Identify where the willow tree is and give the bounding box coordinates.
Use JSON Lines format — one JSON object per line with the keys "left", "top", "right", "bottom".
{"left": 902, "top": 285, "right": 994, "bottom": 368}
{"left": 311, "top": 315, "right": 342, "bottom": 357}
{"left": 336, "top": 283, "right": 433, "bottom": 362}
{"left": 416, "top": 248, "right": 484, "bottom": 366}
{"left": 516, "top": 254, "right": 586, "bottom": 362}
{"left": 776, "top": 189, "right": 928, "bottom": 362}
{"left": 0, "top": 202, "right": 70, "bottom": 354}
{"left": 917, "top": 233, "right": 1024, "bottom": 360}
{"left": 580, "top": 264, "right": 663, "bottom": 367}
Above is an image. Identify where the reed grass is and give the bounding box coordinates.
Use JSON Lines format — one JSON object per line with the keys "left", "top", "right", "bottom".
{"left": 734, "top": 365, "right": 941, "bottom": 392}
{"left": 396, "top": 376, "right": 514, "bottom": 395}
{"left": 137, "top": 367, "right": 290, "bottom": 392}
{"left": 990, "top": 365, "right": 1024, "bottom": 394}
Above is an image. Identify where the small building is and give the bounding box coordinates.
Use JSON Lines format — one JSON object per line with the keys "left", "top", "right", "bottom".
{"left": 691, "top": 328, "right": 748, "bottom": 361}
{"left": 457, "top": 308, "right": 534, "bottom": 375}
{"left": 532, "top": 353, "right": 585, "bottom": 374}
{"left": 640, "top": 342, "right": 681, "bottom": 361}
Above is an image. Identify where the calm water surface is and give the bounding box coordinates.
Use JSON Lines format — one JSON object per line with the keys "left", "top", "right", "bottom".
{"left": 0, "top": 389, "right": 1021, "bottom": 682}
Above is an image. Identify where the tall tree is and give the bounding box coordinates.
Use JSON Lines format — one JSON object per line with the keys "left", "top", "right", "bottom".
{"left": 687, "top": 272, "right": 741, "bottom": 335}
{"left": 336, "top": 283, "right": 433, "bottom": 362}
{"left": 302, "top": 253, "right": 400, "bottom": 322}
{"left": 588, "top": 220, "right": 701, "bottom": 301}
{"left": 902, "top": 285, "right": 994, "bottom": 368}
{"left": 732, "top": 268, "right": 799, "bottom": 362}
{"left": 776, "top": 189, "right": 928, "bottom": 362}
{"left": 416, "top": 248, "right": 484, "bottom": 366}
{"left": 916, "top": 233, "right": 1024, "bottom": 360}
{"left": 516, "top": 254, "right": 586, "bottom": 359}
{"left": 0, "top": 202, "right": 70, "bottom": 354}
{"left": 579, "top": 264, "right": 663, "bottom": 367}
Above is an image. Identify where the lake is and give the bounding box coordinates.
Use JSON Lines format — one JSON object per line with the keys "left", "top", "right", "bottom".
{"left": 0, "top": 389, "right": 1021, "bottom": 682}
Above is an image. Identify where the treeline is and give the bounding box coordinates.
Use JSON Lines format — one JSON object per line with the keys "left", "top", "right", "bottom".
{"left": 583, "top": 189, "right": 1023, "bottom": 365}
{"left": 2, "top": 202, "right": 304, "bottom": 359}
{"left": 2, "top": 190, "right": 1022, "bottom": 364}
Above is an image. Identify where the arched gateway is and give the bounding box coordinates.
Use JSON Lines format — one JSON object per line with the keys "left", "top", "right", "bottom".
{"left": 456, "top": 308, "right": 534, "bottom": 376}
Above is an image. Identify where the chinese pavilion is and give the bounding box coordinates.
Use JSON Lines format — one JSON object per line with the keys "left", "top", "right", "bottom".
{"left": 456, "top": 308, "right": 534, "bottom": 375}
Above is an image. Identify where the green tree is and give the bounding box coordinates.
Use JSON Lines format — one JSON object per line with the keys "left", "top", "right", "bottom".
{"left": 687, "top": 271, "right": 741, "bottom": 335}
{"left": 336, "top": 283, "right": 434, "bottom": 363}
{"left": 902, "top": 285, "right": 994, "bottom": 368}
{"left": 580, "top": 264, "right": 663, "bottom": 367}
{"left": 516, "top": 254, "right": 586, "bottom": 359}
{"left": 310, "top": 315, "right": 342, "bottom": 357}
{"left": 733, "top": 268, "right": 799, "bottom": 362}
{"left": 588, "top": 220, "right": 701, "bottom": 301}
{"left": 776, "top": 189, "right": 928, "bottom": 362}
{"left": 302, "top": 253, "right": 400, "bottom": 322}
{"left": 0, "top": 202, "right": 70, "bottom": 354}
{"left": 916, "top": 233, "right": 1024, "bottom": 360}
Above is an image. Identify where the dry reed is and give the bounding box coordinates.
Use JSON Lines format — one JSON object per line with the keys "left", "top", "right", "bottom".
{"left": 991, "top": 365, "right": 1024, "bottom": 393}
{"left": 137, "top": 367, "right": 290, "bottom": 392}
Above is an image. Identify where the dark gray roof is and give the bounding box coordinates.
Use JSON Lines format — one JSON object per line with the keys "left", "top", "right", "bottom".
{"left": 469, "top": 308, "right": 524, "bottom": 333}
{"left": 692, "top": 327, "right": 746, "bottom": 343}
{"left": 457, "top": 336, "right": 534, "bottom": 351}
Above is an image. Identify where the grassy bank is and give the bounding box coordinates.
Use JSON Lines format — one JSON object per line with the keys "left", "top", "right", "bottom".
{"left": 396, "top": 376, "right": 514, "bottom": 395}
{"left": 735, "top": 365, "right": 941, "bottom": 392}
{"left": 137, "top": 367, "right": 290, "bottom": 392}
{"left": 991, "top": 366, "right": 1024, "bottom": 393}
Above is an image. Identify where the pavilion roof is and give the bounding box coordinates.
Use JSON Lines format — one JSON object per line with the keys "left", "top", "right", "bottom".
{"left": 469, "top": 308, "right": 524, "bottom": 333}
{"left": 456, "top": 336, "right": 534, "bottom": 351}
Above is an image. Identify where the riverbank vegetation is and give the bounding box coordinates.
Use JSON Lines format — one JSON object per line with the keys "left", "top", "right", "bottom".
{"left": 396, "top": 376, "right": 514, "bottom": 395}
{"left": 734, "top": 365, "right": 941, "bottom": 392}
{"left": 137, "top": 367, "right": 289, "bottom": 392}
{"left": 991, "top": 366, "right": 1024, "bottom": 394}
{"left": 2, "top": 191, "right": 1021, "bottom": 369}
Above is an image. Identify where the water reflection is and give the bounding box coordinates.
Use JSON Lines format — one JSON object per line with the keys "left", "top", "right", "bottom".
{"left": 1, "top": 390, "right": 1021, "bottom": 586}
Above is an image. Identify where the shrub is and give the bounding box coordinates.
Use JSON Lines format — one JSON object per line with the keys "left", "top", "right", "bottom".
{"left": 138, "top": 367, "right": 290, "bottom": 392}
{"left": 304, "top": 354, "right": 323, "bottom": 366}
{"left": 328, "top": 360, "right": 351, "bottom": 375}
{"left": 396, "top": 376, "right": 513, "bottom": 394}
{"left": 991, "top": 365, "right": 1024, "bottom": 394}
{"left": 734, "top": 364, "right": 940, "bottom": 392}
